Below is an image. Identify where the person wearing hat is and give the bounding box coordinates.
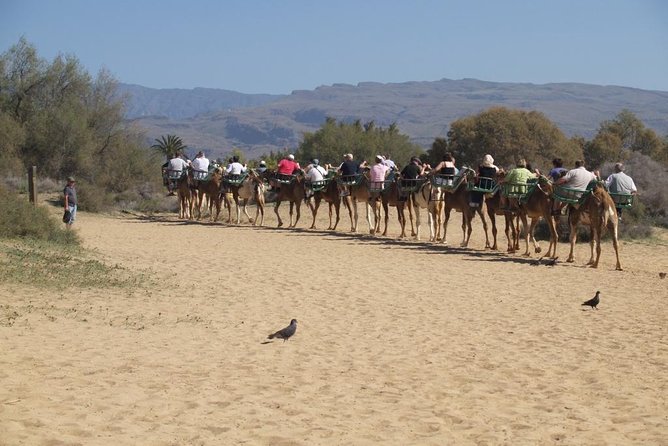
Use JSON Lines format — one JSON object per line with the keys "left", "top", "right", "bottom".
{"left": 469, "top": 154, "right": 499, "bottom": 207}
{"left": 277, "top": 153, "right": 301, "bottom": 175}
{"left": 256, "top": 160, "right": 268, "bottom": 174}
{"left": 369, "top": 155, "right": 390, "bottom": 190}
{"left": 63, "top": 176, "right": 77, "bottom": 228}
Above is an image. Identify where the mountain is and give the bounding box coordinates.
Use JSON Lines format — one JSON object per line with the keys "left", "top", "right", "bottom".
{"left": 117, "top": 84, "right": 284, "bottom": 119}
{"left": 122, "top": 79, "right": 668, "bottom": 160}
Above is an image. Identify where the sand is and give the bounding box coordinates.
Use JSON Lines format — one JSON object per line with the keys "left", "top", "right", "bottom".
{"left": 1, "top": 202, "right": 667, "bottom": 445}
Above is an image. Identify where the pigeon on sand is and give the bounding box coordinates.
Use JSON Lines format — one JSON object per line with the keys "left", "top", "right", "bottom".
{"left": 268, "top": 319, "right": 297, "bottom": 342}
{"left": 582, "top": 291, "right": 600, "bottom": 310}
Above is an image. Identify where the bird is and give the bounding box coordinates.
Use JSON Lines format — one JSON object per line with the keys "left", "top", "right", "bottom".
{"left": 268, "top": 319, "right": 297, "bottom": 342}
{"left": 545, "top": 257, "right": 559, "bottom": 267}
{"left": 660, "top": 272, "right": 666, "bottom": 279}
{"left": 582, "top": 291, "right": 600, "bottom": 310}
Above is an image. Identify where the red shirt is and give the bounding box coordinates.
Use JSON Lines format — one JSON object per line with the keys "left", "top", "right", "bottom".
{"left": 277, "top": 159, "right": 300, "bottom": 175}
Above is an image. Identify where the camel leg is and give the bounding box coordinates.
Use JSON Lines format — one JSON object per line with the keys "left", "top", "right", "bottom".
{"left": 347, "top": 197, "right": 357, "bottom": 232}
{"left": 442, "top": 209, "right": 452, "bottom": 244}
{"left": 408, "top": 197, "right": 416, "bottom": 237}
{"left": 288, "top": 202, "right": 295, "bottom": 227}
{"left": 309, "top": 197, "right": 320, "bottom": 229}
{"left": 365, "top": 202, "right": 373, "bottom": 234}
{"left": 242, "top": 199, "right": 253, "bottom": 224}
{"left": 489, "top": 212, "right": 498, "bottom": 250}
{"left": 274, "top": 201, "right": 283, "bottom": 227}
{"left": 414, "top": 202, "right": 421, "bottom": 241}
{"left": 292, "top": 201, "right": 301, "bottom": 228}
{"left": 235, "top": 195, "right": 242, "bottom": 225}
{"left": 609, "top": 219, "right": 622, "bottom": 271}
{"left": 332, "top": 202, "right": 341, "bottom": 230}
{"left": 587, "top": 227, "right": 597, "bottom": 266}
{"left": 529, "top": 217, "right": 542, "bottom": 254}
{"left": 478, "top": 208, "right": 490, "bottom": 249}
{"left": 567, "top": 214, "right": 577, "bottom": 263}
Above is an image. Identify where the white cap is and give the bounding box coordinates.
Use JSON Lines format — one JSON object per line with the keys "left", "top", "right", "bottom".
{"left": 288, "top": 154, "right": 295, "bottom": 160}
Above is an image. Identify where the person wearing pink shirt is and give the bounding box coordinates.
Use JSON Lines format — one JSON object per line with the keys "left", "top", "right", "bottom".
{"left": 277, "top": 154, "right": 301, "bottom": 175}
{"left": 369, "top": 155, "right": 390, "bottom": 189}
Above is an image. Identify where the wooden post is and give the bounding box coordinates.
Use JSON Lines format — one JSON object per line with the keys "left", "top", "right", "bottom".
{"left": 28, "top": 166, "right": 37, "bottom": 205}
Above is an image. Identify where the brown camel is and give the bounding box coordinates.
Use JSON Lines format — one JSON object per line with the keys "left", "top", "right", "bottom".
{"left": 377, "top": 177, "right": 415, "bottom": 238}
{"left": 484, "top": 188, "right": 518, "bottom": 252}
{"left": 441, "top": 168, "right": 490, "bottom": 248}
{"left": 270, "top": 171, "right": 306, "bottom": 228}
{"left": 565, "top": 182, "right": 622, "bottom": 270}
{"left": 192, "top": 168, "right": 223, "bottom": 221}
{"left": 340, "top": 173, "right": 374, "bottom": 233}
{"left": 307, "top": 178, "right": 341, "bottom": 230}
{"left": 167, "top": 169, "right": 193, "bottom": 220}
{"left": 501, "top": 176, "right": 558, "bottom": 257}
{"left": 223, "top": 171, "right": 266, "bottom": 225}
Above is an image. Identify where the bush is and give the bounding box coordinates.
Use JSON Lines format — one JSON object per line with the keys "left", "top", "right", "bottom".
{"left": 0, "top": 186, "right": 79, "bottom": 244}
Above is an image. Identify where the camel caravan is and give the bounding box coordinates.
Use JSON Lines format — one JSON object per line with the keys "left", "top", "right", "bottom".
{"left": 163, "top": 153, "right": 633, "bottom": 271}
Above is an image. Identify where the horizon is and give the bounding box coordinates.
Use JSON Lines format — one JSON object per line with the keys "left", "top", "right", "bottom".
{"left": 2, "top": 0, "right": 667, "bottom": 95}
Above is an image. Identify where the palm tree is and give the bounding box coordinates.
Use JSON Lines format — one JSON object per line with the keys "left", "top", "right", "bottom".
{"left": 152, "top": 134, "right": 188, "bottom": 159}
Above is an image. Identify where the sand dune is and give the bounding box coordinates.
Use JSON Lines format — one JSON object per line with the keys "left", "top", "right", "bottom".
{"left": 1, "top": 203, "right": 666, "bottom": 445}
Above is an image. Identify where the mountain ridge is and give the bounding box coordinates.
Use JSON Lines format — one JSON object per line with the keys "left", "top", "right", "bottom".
{"left": 119, "top": 78, "right": 668, "bottom": 159}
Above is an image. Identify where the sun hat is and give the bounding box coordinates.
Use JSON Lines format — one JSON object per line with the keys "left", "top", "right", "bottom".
{"left": 259, "top": 160, "right": 266, "bottom": 166}
{"left": 288, "top": 154, "right": 295, "bottom": 160}
{"left": 312, "top": 158, "right": 319, "bottom": 165}
{"left": 375, "top": 155, "right": 383, "bottom": 162}
{"left": 67, "top": 176, "right": 75, "bottom": 182}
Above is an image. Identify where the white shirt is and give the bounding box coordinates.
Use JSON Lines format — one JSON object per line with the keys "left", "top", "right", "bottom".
{"left": 227, "top": 162, "right": 246, "bottom": 175}
{"left": 562, "top": 166, "right": 597, "bottom": 190}
{"left": 168, "top": 157, "right": 189, "bottom": 172}
{"left": 306, "top": 165, "right": 327, "bottom": 182}
{"left": 191, "top": 156, "right": 209, "bottom": 172}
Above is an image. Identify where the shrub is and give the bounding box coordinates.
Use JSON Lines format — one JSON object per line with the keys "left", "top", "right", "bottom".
{"left": 0, "top": 186, "right": 79, "bottom": 244}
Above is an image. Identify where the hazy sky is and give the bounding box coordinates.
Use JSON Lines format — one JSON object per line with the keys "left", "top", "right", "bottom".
{"left": 1, "top": 0, "right": 667, "bottom": 94}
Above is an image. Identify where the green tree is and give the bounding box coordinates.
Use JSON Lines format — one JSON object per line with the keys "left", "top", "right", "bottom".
{"left": 297, "top": 118, "right": 422, "bottom": 168}
{"left": 587, "top": 109, "right": 666, "bottom": 167}
{"left": 447, "top": 107, "right": 581, "bottom": 170}
{"left": 151, "top": 134, "right": 188, "bottom": 160}
{"left": 424, "top": 137, "right": 448, "bottom": 166}
{"left": 1, "top": 38, "right": 159, "bottom": 207}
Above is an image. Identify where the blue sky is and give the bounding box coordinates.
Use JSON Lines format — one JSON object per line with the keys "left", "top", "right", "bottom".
{"left": 1, "top": 0, "right": 667, "bottom": 94}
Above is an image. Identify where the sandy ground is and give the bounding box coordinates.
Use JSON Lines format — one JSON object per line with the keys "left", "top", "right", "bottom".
{"left": 1, "top": 200, "right": 667, "bottom": 445}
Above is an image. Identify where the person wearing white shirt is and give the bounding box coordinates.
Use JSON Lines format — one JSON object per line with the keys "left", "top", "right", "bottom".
{"left": 226, "top": 156, "right": 247, "bottom": 175}
{"left": 191, "top": 151, "right": 210, "bottom": 173}
{"left": 305, "top": 159, "right": 328, "bottom": 182}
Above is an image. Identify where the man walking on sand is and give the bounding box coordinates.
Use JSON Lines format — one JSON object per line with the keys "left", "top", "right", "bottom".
{"left": 63, "top": 176, "right": 77, "bottom": 228}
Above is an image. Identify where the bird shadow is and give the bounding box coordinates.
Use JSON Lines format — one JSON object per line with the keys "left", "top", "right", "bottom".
{"left": 260, "top": 341, "right": 274, "bottom": 345}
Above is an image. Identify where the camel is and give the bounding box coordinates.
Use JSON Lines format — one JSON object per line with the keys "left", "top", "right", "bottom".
{"left": 376, "top": 177, "right": 416, "bottom": 238}
{"left": 340, "top": 173, "right": 374, "bottom": 233}
{"left": 565, "top": 182, "right": 622, "bottom": 270}
{"left": 192, "top": 168, "right": 223, "bottom": 221}
{"left": 484, "top": 189, "right": 518, "bottom": 252}
{"left": 307, "top": 178, "right": 341, "bottom": 230}
{"left": 410, "top": 179, "right": 442, "bottom": 241}
{"left": 441, "top": 168, "right": 491, "bottom": 248}
{"left": 270, "top": 171, "right": 306, "bottom": 228}
{"left": 167, "top": 169, "right": 193, "bottom": 220}
{"left": 222, "top": 171, "right": 266, "bottom": 225}
{"left": 501, "top": 176, "right": 558, "bottom": 258}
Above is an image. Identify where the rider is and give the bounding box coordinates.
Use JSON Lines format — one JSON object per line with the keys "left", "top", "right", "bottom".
{"left": 552, "top": 160, "right": 598, "bottom": 215}
{"left": 605, "top": 162, "right": 637, "bottom": 220}
{"left": 369, "top": 155, "right": 390, "bottom": 190}
{"left": 431, "top": 152, "right": 458, "bottom": 186}
{"left": 304, "top": 159, "right": 328, "bottom": 198}
{"left": 337, "top": 153, "right": 363, "bottom": 196}
{"left": 469, "top": 154, "right": 499, "bottom": 207}
{"left": 277, "top": 154, "right": 301, "bottom": 175}
{"left": 226, "top": 156, "right": 247, "bottom": 175}
{"left": 166, "top": 151, "right": 190, "bottom": 196}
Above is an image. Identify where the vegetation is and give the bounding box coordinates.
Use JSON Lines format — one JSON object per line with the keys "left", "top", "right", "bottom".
{"left": 152, "top": 134, "right": 188, "bottom": 159}
{"left": 296, "top": 118, "right": 422, "bottom": 167}
{"left": 0, "top": 38, "right": 161, "bottom": 212}
{"left": 446, "top": 107, "right": 582, "bottom": 170}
